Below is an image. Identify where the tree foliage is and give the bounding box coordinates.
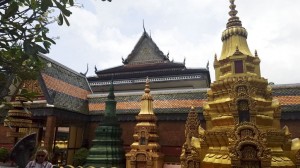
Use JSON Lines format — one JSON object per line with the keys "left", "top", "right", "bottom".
{"left": 0, "top": 0, "right": 110, "bottom": 102}
{"left": 0, "top": 0, "right": 75, "bottom": 102}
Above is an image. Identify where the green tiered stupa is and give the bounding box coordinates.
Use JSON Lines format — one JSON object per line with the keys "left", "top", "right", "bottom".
{"left": 85, "top": 81, "right": 125, "bottom": 167}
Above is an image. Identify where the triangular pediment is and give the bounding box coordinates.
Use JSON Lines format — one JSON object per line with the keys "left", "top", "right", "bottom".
{"left": 123, "top": 31, "right": 169, "bottom": 65}
{"left": 22, "top": 80, "right": 45, "bottom": 100}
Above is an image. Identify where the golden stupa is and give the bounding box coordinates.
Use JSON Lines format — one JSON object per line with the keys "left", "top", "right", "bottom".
{"left": 126, "top": 77, "right": 164, "bottom": 168}
{"left": 181, "top": 0, "right": 300, "bottom": 167}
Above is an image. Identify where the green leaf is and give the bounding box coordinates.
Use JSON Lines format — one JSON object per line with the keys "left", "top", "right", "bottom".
{"left": 41, "top": 0, "right": 53, "bottom": 12}
{"left": 43, "top": 41, "right": 51, "bottom": 52}
{"left": 58, "top": 13, "right": 63, "bottom": 25}
{"left": 61, "top": 8, "right": 72, "bottom": 17}
{"left": 63, "top": 14, "right": 70, "bottom": 26}
{"left": 44, "top": 36, "right": 56, "bottom": 44}
{"left": 23, "top": 40, "right": 38, "bottom": 55}
{"left": 34, "top": 44, "right": 48, "bottom": 54}
{"left": 34, "top": 36, "right": 43, "bottom": 43}
{"left": 69, "top": 0, "right": 74, "bottom": 6}
{"left": 53, "top": 0, "right": 72, "bottom": 17}
{"left": 4, "top": 2, "right": 19, "bottom": 19}
{"left": 31, "top": 0, "right": 37, "bottom": 10}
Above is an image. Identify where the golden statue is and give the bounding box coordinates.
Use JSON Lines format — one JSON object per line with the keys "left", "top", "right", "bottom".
{"left": 181, "top": 0, "right": 300, "bottom": 167}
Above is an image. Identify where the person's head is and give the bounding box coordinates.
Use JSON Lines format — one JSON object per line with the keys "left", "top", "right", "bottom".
{"left": 35, "top": 149, "right": 48, "bottom": 163}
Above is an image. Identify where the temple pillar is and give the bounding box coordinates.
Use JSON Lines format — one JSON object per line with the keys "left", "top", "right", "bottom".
{"left": 66, "top": 125, "right": 84, "bottom": 165}
{"left": 44, "top": 115, "right": 56, "bottom": 154}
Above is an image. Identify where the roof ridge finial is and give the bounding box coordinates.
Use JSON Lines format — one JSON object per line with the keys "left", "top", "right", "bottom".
{"left": 226, "top": 0, "right": 242, "bottom": 28}
{"left": 143, "top": 19, "right": 146, "bottom": 32}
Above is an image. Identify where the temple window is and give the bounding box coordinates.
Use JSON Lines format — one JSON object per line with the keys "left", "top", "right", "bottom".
{"left": 234, "top": 60, "right": 244, "bottom": 73}
{"left": 238, "top": 100, "right": 250, "bottom": 122}
{"left": 240, "top": 145, "right": 261, "bottom": 168}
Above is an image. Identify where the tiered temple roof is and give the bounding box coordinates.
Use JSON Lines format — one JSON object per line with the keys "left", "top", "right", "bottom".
{"left": 88, "top": 30, "right": 210, "bottom": 92}
{"left": 20, "top": 54, "right": 92, "bottom": 123}
{"left": 87, "top": 85, "right": 300, "bottom": 121}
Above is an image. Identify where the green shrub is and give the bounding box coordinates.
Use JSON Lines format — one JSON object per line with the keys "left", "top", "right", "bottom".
{"left": 73, "top": 148, "right": 89, "bottom": 166}
{"left": 0, "top": 147, "right": 9, "bottom": 162}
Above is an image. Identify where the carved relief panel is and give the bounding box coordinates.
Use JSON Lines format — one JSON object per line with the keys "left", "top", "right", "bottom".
{"left": 228, "top": 122, "right": 271, "bottom": 168}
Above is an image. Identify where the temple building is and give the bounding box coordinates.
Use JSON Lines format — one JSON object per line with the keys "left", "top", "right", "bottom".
{"left": 1, "top": 55, "right": 93, "bottom": 164}
{"left": 1, "top": 0, "right": 300, "bottom": 166}
{"left": 180, "top": 0, "right": 300, "bottom": 167}
{"left": 88, "top": 29, "right": 211, "bottom": 93}
{"left": 87, "top": 26, "right": 212, "bottom": 163}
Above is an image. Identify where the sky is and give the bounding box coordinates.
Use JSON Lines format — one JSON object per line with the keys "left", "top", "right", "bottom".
{"left": 47, "top": 0, "right": 300, "bottom": 85}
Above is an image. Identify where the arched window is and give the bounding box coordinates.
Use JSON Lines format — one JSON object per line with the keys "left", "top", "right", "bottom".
{"left": 240, "top": 145, "right": 261, "bottom": 168}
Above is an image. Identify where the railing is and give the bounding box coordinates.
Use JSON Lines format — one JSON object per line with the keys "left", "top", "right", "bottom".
{"left": 90, "top": 75, "right": 203, "bottom": 86}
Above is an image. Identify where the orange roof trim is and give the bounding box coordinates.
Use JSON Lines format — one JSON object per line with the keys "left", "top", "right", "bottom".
{"left": 42, "top": 73, "right": 91, "bottom": 100}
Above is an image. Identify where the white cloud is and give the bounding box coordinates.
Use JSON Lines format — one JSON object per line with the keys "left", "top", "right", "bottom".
{"left": 47, "top": 0, "right": 300, "bottom": 84}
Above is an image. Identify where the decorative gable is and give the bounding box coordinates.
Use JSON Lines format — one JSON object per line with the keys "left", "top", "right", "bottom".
{"left": 21, "top": 80, "right": 44, "bottom": 100}
{"left": 123, "top": 31, "right": 169, "bottom": 65}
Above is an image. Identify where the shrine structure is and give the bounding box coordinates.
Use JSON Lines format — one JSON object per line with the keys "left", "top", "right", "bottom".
{"left": 180, "top": 0, "right": 300, "bottom": 167}
{"left": 126, "top": 78, "right": 164, "bottom": 168}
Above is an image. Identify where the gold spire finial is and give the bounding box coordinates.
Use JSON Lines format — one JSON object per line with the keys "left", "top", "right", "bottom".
{"left": 220, "top": 0, "right": 251, "bottom": 60}
{"left": 229, "top": 0, "right": 237, "bottom": 17}
{"left": 141, "top": 77, "right": 152, "bottom": 100}
{"left": 144, "top": 77, "right": 150, "bottom": 94}
{"left": 226, "top": 0, "right": 242, "bottom": 28}
{"left": 139, "top": 77, "right": 154, "bottom": 115}
{"left": 255, "top": 49, "right": 258, "bottom": 57}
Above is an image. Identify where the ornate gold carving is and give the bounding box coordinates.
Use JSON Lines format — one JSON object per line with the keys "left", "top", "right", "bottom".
{"left": 136, "top": 153, "right": 147, "bottom": 161}
{"left": 181, "top": 107, "right": 202, "bottom": 168}
{"left": 228, "top": 122, "right": 271, "bottom": 167}
{"left": 295, "top": 149, "right": 300, "bottom": 166}
{"left": 181, "top": 1, "right": 296, "bottom": 167}
{"left": 241, "top": 145, "right": 258, "bottom": 160}
{"left": 237, "top": 100, "right": 249, "bottom": 111}
{"left": 22, "top": 80, "right": 43, "bottom": 98}
{"left": 220, "top": 66, "right": 231, "bottom": 74}
{"left": 246, "top": 65, "right": 255, "bottom": 72}
{"left": 185, "top": 107, "right": 200, "bottom": 139}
